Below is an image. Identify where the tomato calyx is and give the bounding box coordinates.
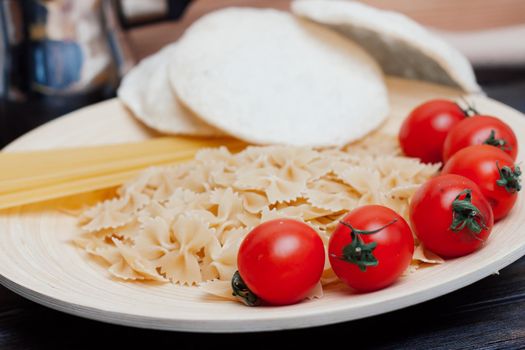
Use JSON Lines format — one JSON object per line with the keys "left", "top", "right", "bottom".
{"left": 456, "top": 98, "right": 479, "bottom": 117}
{"left": 333, "top": 219, "right": 397, "bottom": 272}
{"left": 496, "top": 162, "right": 522, "bottom": 193}
{"left": 483, "top": 130, "right": 510, "bottom": 151}
{"left": 231, "top": 271, "right": 260, "bottom": 306}
{"left": 450, "top": 189, "right": 488, "bottom": 235}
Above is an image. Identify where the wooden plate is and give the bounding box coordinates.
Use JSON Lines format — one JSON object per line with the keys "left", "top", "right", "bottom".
{"left": 1, "top": 78, "right": 524, "bottom": 332}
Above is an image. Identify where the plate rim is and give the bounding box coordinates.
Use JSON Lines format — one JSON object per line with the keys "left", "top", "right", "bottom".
{"left": 0, "top": 238, "right": 523, "bottom": 333}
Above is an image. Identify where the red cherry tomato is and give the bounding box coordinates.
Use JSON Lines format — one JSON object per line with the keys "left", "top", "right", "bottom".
{"left": 410, "top": 174, "right": 494, "bottom": 258}
{"left": 443, "top": 115, "right": 518, "bottom": 162}
{"left": 399, "top": 99, "right": 467, "bottom": 163}
{"left": 328, "top": 205, "right": 414, "bottom": 292}
{"left": 235, "top": 219, "right": 325, "bottom": 306}
{"left": 442, "top": 145, "right": 521, "bottom": 221}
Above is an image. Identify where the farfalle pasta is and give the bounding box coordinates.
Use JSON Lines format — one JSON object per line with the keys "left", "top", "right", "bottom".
{"left": 76, "top": 135, "right": 440, "bottom": 291}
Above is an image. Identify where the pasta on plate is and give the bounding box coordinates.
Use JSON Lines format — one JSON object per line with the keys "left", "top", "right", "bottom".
{"left": 75, "top": 131, "right": 440, "bottom": 297}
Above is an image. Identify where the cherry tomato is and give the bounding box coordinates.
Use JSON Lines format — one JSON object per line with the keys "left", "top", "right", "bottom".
{"left": 235, "top": 219, "right": 325, "bottom": 306}
{"left": 443, "top": 145, "right": 521, "bottom": 221}
{"left": 443, "top": 115, "right": 518, "bottom": 162}
{"left": 328, "top": 205, "right": 414, "bottom": 292}
{"left": 399, "top": 99, "right": 467, "bottom": 163}
{"left": 410, "top": 174, "right": 494, "bottom": 258}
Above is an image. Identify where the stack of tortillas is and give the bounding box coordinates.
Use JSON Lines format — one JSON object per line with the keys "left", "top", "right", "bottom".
{"left": 118, "top": 1, "right": 480, "bottom": 147}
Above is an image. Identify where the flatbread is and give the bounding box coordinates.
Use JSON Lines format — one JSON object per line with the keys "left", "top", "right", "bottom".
{"left": 117, "top": 45, "right": 222, "bottom": 136}
{"left": 292, "top": 0, "right": 481, "bottom": 93}
{"left": 169, "top": 8, "right": 389, "bottom": 147}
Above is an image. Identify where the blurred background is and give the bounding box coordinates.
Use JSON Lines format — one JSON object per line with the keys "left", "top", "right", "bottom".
{"left": 0, "top": 0, "right": 524, "bottom": 147}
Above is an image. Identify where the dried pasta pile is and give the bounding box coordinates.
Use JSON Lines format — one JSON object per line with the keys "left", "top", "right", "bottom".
{"left": 75, "top": 133, "right": 441, "bottom": 290}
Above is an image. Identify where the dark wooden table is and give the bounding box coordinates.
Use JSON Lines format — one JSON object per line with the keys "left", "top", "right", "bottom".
{"left": 0, "top": 68, "right": 523, "bottom": 349}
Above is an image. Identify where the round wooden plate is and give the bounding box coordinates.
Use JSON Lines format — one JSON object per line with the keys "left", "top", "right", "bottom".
{"left": 1, "top": 78, "right": 524, "bottom": 332}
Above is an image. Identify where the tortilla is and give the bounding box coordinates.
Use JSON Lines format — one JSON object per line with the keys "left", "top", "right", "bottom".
{"left": 169, "top": 7, "right": 389, "bottom": 147}
{"left": 117, "top": 45, "right": 222, "bottom": 136}
{"left": 292, "top": 0, "right": 481, "bottom": 93}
